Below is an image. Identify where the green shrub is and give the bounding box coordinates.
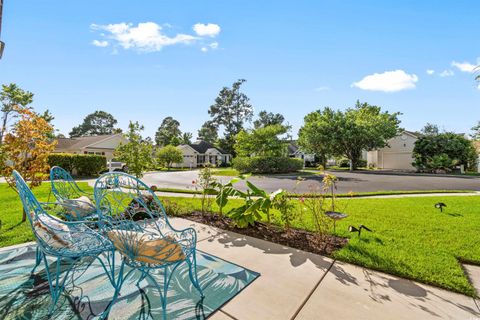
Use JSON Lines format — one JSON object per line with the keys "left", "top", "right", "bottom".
{"left": 232, "top": 156, "right": 303, "bottom": 174}
{"left": 337, "top": 158, "right": 367, "bottom": 168}
{"left": 48, "top": 153, "right": 106, "bottom": 176}
{"left": 47, "top": 154, "right": 75, "bottom": 172}
{"left": 337, "top": 158, "right": 350, "bottom": 168}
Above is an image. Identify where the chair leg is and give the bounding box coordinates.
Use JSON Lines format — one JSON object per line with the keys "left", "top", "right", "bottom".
{"left": 187, "top": 251, "right": 204, "bottom": 297}
{"left": 142, "top": 268, "right": 169, "bottom": 320}
{"left": 43, "top": 255, "right": 76, "bottom": 315}
{"left": 31, "top": 246, "right": 43, "bottom": 274}
{"left": 100, "top": 258, "right": 128, "bottom": 319}
{"left": 96, "top": 249, "right": 117, "bottom": 287}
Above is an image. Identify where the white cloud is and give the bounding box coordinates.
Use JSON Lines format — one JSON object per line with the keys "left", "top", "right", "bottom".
{"left": 478, "top": 84, "right": 480, "bottom": 90}
{"left": 91, "top": 22, "right": 197, "bottom": 52}
{"left": 439, "top": 69, "right": 454, "bottom": 77}
{"left": 314, "top": 86, "right": 330, "bottom": 92}
{"left": 352, "top": 70, "right": 418, "bottom": 92}
{"left": 451, "top": 60, "right": 477, "bottom": 73}
{"left": 426, "top": 69, "right": 435, "bottom": 75}
{"left": 92, "top": 40, "right": 109, "bottom": 47}
{"left": 193, "top": 23, "right": 221, "bottom": 37}
{"left": 200, "top": 42, "right": 219, "bottom": 53}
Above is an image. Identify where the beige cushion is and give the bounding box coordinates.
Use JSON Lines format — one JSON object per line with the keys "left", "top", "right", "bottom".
{"left": 66, "top": 196, "right": 96, "bottom": 219}
{"left": 107, "top": 230, "right": 185, "bottom": 265}
{"left": 33, "top": 214, "right": 71, "bottom": 248}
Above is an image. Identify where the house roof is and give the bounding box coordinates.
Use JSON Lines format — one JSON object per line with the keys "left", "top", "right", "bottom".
{"left": 56, "top": 134, "right": 121, "bottom": 150}
{"left": 287, "top": 141, "right": 299, "bottom": 154}
{"left": 402, "top": 130, "right": 420, "bottom": 138}
{"left": 187, "top": 140, "right": 228, "bottom": 154}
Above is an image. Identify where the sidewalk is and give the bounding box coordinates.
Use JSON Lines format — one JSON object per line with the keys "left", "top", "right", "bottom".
{"left": 168, "top": 218, "right": 480, "bottom": 320}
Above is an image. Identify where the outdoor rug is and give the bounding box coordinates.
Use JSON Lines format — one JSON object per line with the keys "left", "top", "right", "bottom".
{"left": 0, "top": 244, "right": 259, "bottom": 319}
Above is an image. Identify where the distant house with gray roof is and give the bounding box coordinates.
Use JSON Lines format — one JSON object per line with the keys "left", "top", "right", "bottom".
{"left": 174, "top": 140, "right": 231, "bottom": 168}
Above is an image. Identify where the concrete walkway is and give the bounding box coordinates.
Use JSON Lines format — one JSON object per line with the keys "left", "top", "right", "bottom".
{"left": 168, "top": 218, "right": 480, "bottom": 320}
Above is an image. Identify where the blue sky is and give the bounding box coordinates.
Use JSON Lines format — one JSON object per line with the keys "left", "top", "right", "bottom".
{"left": 1, "top": 0, "right": 479, "bottom": 138}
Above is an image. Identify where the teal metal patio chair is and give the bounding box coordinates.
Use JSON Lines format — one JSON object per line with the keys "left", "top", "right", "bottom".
{"left": 50, "top": 166, "right": 97, "bottom": 221}
{"left": 13, "top": 170, "right": 116, "bottom": 316}
{"left": 94, "top": 172, "right": 204, "bottom": 319}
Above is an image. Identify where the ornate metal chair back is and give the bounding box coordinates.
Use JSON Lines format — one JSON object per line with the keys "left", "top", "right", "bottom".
{"left": 50, "top": 166, "right": 86, "bottom": 201}
{"left": 94, "top": 172, "right": 169, "bottom": 235}
{"left": 13, "top": 170, "right": 66, "bottom": 254}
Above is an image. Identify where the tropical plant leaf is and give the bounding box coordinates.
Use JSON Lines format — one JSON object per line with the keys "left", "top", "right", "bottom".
{"left": 246, "top": 180, "right": 266, "bottom": 197}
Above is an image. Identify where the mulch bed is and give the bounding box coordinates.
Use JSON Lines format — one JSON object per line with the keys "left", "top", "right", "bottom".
{"left": 184, "top": 211, "right": 348, "bottom": 256}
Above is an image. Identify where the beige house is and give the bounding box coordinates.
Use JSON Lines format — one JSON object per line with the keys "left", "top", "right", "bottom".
{"left": 174, "top": 140, "right": 231, "bottom": 168}
{"left": 54, "top": 134, "right": 127, "bottom": 161}
{"left": 367, "top": 131, "right": 418, "bottom": 171}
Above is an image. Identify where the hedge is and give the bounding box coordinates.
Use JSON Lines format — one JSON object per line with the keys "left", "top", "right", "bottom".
{"left": 337, "top": 158, "right": 367, "bottom": 168}
{"left": 232, "top": 156, "right": 304, "bottom": 174}
{"left": 48, "top": 154, "right": 107, "bottom": 176}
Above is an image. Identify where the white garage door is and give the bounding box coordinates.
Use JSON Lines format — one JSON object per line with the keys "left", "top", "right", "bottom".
{"left": 382, "top": 152, "right": 415, "bottom": 170}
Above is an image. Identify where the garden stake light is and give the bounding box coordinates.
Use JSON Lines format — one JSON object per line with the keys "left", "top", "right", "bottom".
{"left": 435, "top": 202, "right": 447, "bottom": 212}
{"left": 348, "top": 224, "right": 372, "bottom": 238}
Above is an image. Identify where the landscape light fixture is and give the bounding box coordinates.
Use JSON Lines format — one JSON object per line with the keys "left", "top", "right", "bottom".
{"left": 434, "top": 202, "right": 447, "bottom": 212}
{"left": 348, "top": 224, "right": 372, "bottom": 238}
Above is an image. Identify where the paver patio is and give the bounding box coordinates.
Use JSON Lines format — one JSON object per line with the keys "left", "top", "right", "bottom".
{"left": 169, "top": 217, "right": 480, "bottom": 320}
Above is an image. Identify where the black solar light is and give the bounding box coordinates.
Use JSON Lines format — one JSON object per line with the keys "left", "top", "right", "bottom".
{"left": 348, "top": 224, "right": 372, "bottom": 238}
{"left": 434, "top": 202, "right": 447, "bottom": 212}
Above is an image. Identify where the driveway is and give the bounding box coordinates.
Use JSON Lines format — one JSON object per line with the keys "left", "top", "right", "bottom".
{"left": 141, "top": 170, "right": 480, "bottom": 194}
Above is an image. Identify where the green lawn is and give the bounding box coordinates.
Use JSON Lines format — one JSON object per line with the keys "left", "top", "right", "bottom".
{"left": 0, "top": 183, "right": 83, "bottom": 248}
{"left": 161, "top": 195, "right": 480, "bottom": 296}
{"left": 1, "top": 182, "right": 479, "bottom": 295}
{"left": 211, "top": 168, "right": 240, "bottom": 176}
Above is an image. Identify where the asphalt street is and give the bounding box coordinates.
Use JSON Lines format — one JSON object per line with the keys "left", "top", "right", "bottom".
{"left": 140, "top": 170, "right": 480, "bottom": 194}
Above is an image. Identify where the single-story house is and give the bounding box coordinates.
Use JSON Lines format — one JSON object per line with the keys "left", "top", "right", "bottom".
{"left": 174, "top": 140, "right": 231, "bottom": 168}
{"left": 54, "top": 134, "right": 127, "bottom": 161}
{"left": 367, "top": 131, "right": 418, "bottom": 171}
{"left": 287, "top": 141, "right": 315, "bottom": 164}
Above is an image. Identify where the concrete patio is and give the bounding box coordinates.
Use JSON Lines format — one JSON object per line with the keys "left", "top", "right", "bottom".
{"left": 1, "top": 217, "right": 478, "bottom": 319}
{"left": 169, "top": 217, "right": 480, "bottom": 320}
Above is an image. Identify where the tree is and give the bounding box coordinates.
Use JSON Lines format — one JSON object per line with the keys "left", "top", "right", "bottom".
{"left": 40, "top": 109, "right": 54, "bottom": 123}
{"left": 253, "top": 110, "right": 290, "bottom": 130}
{"left": 157, "top": 145, "right": 183, "bottom": 169}
{"left": 299, "top": 101, "right": 401, "bottom": 170}
{"left": 235, "top": 124, "right": 288, "bottom": 157}
{"left": 208, "top": 79, "right": 254, "bottom": 154}
{"left": 1, "top": 106, "right": 56, "bottom": 221}
{"left": 298, "top": 111, "right": 335, "bottom": 168}
{"left": 198, "top": 120, "right": 218, "bottom": 144}
{"left": 0, "top": 83, "right": 34, "bottom": 144}
{"left": 413, "top": 132, "right": 477, "bottom": 172}
{"left": 70, "top": 110, "right": 119, "bottom": 137}
{"left": 155, "top": 116, "right": 182, "bottom": 146}
{"left": 181, "top": 132, "right": 192, "bottom": 144}
{"left": 114, "top": 121, "right": 153, "bottom": 178}
{"left": 471, "top": 121, "right": 480, "bottom": 140}
{"left": 421, "top": 123, "right": 440, "bottom": 136}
